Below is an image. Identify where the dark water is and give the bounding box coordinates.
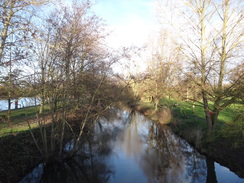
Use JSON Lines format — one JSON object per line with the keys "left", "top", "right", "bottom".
{"left": 20, "top": 109, "right": 244, "bottom": 183}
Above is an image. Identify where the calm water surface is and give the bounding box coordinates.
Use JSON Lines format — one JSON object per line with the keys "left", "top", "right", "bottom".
{"left": 0, "top": 97, "right": 40, "bottom": 110}
{"left": 20, "top": 109, "right": 244, "bottom": 183}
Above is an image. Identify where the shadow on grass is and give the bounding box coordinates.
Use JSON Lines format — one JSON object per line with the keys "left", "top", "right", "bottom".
{"left": 0, "top": 106, "right": 51, "bottom": 137}
{"left": 159, "top": 98, "right": 243, "bottom": 149}
{"left": 0, "top": 128, "right": 42, "bottom": 183}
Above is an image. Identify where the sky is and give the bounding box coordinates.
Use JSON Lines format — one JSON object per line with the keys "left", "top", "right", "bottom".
{"left": 92, "top": 0, "right": 159, "bottom": 48}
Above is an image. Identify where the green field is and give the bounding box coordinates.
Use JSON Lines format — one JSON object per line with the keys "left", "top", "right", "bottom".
{"left": 136, "top": 98, "right": 243, "bottom": 148}
{"left": 158, "top": 98, "right": 244, "bottom": 147}
{"left": 0, "top": 106, "right": 50, "bottom": 137}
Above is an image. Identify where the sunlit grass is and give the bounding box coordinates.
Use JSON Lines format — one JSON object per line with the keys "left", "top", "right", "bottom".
{"left": 0, "top": 123, "right": 39, "bottom": 137}
{"left": 159, "top": 98, "right": 241, "bottom": 124}
{"left": 0, "top": 106, "right": 50, "bottom": 137}
{"left": 158, "top": 98, "right": 244, "bottom": 147}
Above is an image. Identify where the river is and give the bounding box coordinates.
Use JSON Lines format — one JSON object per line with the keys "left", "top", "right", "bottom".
{"left": 0, "top": 97, "right": 40, "bottom": 111}
{"left": 19, "top": 109, "right": 244, "bottom": 183}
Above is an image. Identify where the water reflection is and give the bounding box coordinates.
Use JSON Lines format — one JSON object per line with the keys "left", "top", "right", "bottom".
{"left": 20, "top": 109, "right": 244, "bottom": 183}
{"left": 206, "top": 158, "right": 217, "bottom": 183}
{"left": 0, "top": 97, "right": 40, "bottom": 110}
{"left": 20, "top": 140, "right": 114, "bottom": 183}
{"left": 116, "top": 111, "right": 207, "bottom": 183}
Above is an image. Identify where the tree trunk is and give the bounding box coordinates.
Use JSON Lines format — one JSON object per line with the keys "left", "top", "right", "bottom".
{"left": 0, "top": 1, "right": 12, "bottom": 63}
{"left": 7, "top": 97, "right": 11, "bottom": 122}
{"left": 202, "top": 91, "right": 212, "bottom": 131}
{"left": 7, "top": 46, "right": 12, "bottom": 122}
{"left": 39, "top": 65, "right": 45, "bottom": 114}
{"left": 211, "top": 111, "right": 219, "bottom": 127}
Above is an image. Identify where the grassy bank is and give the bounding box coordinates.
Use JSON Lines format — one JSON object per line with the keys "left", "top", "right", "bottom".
{"left": 0, "top": 128, "right": 42, "bottom": 183}
{"left": 0, "top": 106, "right": 50, "bottom": 137}
{"left": 134, "top": 98, "right": 244, "bottom": 177}
{"left": 159, "top": 98, "right": 243, "bottom": 148}
{"left": 0, "top": 106, "right": 51, "bottom": 182}
{"left": 0, "top": 105, "right": 101, "bottom": 182}
{"left": 0, "top": 101, "right": 243, "bottom": 182}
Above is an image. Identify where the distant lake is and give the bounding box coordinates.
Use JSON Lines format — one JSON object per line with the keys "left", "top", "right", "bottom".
{"left": 0, "top": 97, "right": 40, "bottom": 111}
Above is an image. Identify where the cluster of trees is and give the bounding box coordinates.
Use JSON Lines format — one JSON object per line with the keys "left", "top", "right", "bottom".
{"left": 0, "top": 0, "right": 51, "bottom": 120}
{"left": 0, "top": 0, "right": 243, "bottom": 162}
{"left": 130, "top": 0, "right": 243, "bottom": 131}
{"left": 0, "top": 0, "right": 133, "bottom": 161}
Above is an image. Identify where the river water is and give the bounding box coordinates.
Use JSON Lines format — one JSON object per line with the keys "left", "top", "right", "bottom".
{"left": 20, "top": 109, "right": 244, "bottom": 183}
{"left": 0, "top": 97, "right": 40, "bottom": 111}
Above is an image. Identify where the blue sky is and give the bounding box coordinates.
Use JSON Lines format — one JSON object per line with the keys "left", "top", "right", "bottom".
{"left": 92, "top": 0, "right": 159, "bottom": 47}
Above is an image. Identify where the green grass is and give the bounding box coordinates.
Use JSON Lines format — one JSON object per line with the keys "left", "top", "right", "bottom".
{"left": 158, "top": 98, "right": 244, "bottom": 148}
{"left": 0, "top": 106, "right": 50, "bottom": 137}
{"left": 218, "top": 103, "right": 243, "bottom": 123}
{"left": 0, "top": 123, "right": 39, "bottom": 137}
{"left": 159, "top": 98, "right": 242, "bottom": 124}
{"left": 159, "top": 98, "right": 206, "bottom": 127}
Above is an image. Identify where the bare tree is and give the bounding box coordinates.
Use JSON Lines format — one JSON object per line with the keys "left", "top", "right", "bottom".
{"left": 144, "top": 30, "right": 182, "bottom": 110}
{"left": 0, "top": 0, "right": 51, "bottom": 121}
{"left": 27, "top": 0, "right": 122, "bottom": 160}
{"left": 209, "top": 0, "right": 244, "bottom": 127}
{"left": 158, "top": 0, "right": 244, "bottom": 130}
{"left": 0, "top": 0, "right": 50, "bottom": 65}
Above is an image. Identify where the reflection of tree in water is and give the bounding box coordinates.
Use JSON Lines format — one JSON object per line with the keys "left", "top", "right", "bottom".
{"left": 140, "top": 122, "right": 207, "bottom": 183}
{"left": 21, "top": 110, "right": 128, "bottom": 183}
{"left": 39, "top": 147, "right": 114, "bottom": 183}
{"left": 121, "top": 111, "right": 143, "bottom": 158}
{"left": 21, "top": 143, "right": 114, "bottom": 183}
{"left": 38, "top": 123, "right": 117, "bottom": 183}
{"left": 206, "top": 158, "right": 217, "bottom": 183}
{"left": 92, "top": 108, "right": 131, "bottom": 157}
{"left": 20, "top": 110, "right": 215, "bottom": 183}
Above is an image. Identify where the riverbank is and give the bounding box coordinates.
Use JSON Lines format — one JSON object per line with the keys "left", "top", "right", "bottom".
{"left": 0, "top": 102, "right": 243, "bottom": 182}
{"left": 0, "top": 111, "right": 73, "bottom": 182}
{"left": 131, "top": 100, "right": 244, "bottom": 178}
{"left": 0, "top": 107, "right": 47, "bottom": 182}
{"left": 0, "top": 128, "right": 42, "bottom": 183}
{"left": 0, "top": 105, "right": 111, "bottom": 183}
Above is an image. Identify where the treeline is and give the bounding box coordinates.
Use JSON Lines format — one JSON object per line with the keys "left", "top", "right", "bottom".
{"left": 129, "top": 0, "right": 244, "bottom": 131}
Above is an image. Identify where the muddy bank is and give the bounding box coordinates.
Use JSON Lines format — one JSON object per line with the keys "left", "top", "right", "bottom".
{"left": 132, "top": 103, "right": 244, "bottom": 178}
